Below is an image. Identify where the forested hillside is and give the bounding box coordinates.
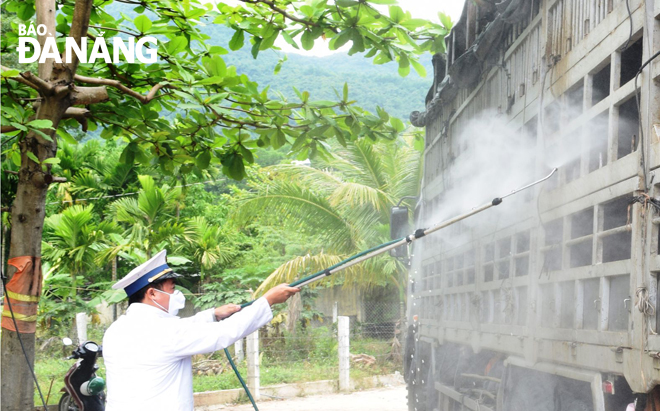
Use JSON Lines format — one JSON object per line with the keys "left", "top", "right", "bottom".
{"left": 201, "top": 26, "right": 433, "bottom": 120}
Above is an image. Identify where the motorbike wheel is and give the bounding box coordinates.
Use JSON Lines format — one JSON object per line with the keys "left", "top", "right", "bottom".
{"left": 58, "top": 393, "right": 80, "bottom": 411}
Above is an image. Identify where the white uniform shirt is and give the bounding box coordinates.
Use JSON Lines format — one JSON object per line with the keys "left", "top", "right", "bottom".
{"left": 103, "top": 297, "right": 272, "bottom": 411}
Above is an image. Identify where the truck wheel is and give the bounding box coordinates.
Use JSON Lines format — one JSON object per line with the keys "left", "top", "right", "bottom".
{"left": 58, "top": 393, "right": 80, "bottom": 411}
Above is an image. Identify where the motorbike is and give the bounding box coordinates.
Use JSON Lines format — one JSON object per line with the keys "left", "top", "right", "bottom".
{"left": 59, "top": 338, "right": 106, "bottom": 411}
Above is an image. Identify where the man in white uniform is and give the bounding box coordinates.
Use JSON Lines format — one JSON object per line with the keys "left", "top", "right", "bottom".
{"left": 103, "top": 250, "right": 299, "bottom": 411}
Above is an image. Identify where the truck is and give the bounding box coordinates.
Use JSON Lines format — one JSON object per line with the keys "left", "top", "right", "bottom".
{"left": 399, "top": 0, "right": 660, "bottom": 410}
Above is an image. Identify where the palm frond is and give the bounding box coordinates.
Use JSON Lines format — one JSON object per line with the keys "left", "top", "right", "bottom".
{"left": 254, "top": 253, "right": 361, "bottom": 296}
{"left": 265, "top": 164, "right": 343, "bottom": 191}
{"left": 108, "top": 197, "right": 142, "bottom": 225}
{"left": 234, "top": 180, "right": 357, "bottom": 252}
{"left": 334, "top": 140, "right": 387, "bottom": 190}
{"left": 329, "top": 181, "right": 393, "bottom": 215}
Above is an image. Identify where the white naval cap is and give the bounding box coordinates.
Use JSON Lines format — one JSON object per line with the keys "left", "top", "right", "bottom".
{"left": 112, "top": 250, "right": 181, "bottom": 297}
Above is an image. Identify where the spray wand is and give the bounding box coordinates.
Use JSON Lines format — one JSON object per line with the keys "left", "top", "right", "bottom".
{"left": 226, "top": 167, "right": 558, "bottom": 410}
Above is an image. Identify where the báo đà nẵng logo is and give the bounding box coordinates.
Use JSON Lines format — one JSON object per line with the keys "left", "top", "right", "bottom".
{"left": 17, "top": 24, "right": 157, "bottom": 64}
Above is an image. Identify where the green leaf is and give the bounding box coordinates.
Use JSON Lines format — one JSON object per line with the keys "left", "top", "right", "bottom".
{"left": 281, "top": 31, "right": 299, "bottom": 49}
{"left": 343, "top": 83, "right": 348, "bottom": 101}
{"left": 348, "top": 31, "right": 365, "bottom": 55}
{"left": 260, "top": 32, "right": 279, "bottom": 50}
{"left": 57, "top": 129, "right": 78, "bottom": 145}
{"left": 10, "top": 122, "right": 27, "bottom": 131}
{"left": 11, "top": 151, "right": 21, "bottom": 167}
{"left": 238, "top": 145, "right": 254, "bottom": 164}
{"left": 413, "top": 133, "right": 425, "bottom": 151}
{"left": 1, "top": 69, "right": 20, "bottom": 78}
{"left": 229, "top": 29, "right": 245, "bottom": 51}
{"left": 202, "top": 56, "right": 226, "bottom": 77}
{"left": 271, "top": 129, "right": 287, "bottom": 149}
{"left": 119, "top": 142, "right": 137, "bottom": 165}
{"left": 196, "top": 150, "right": 212, "bottom": 169}
{"left": 389, "top": 6, "right": 405, "bottom": 23}
{"left": 367, "top": 0, "right": 397, "bottom": 4}
{"left": 32, "top": 128, "right": 53, "bottom": 142}
{"left": 16, "top": 3, "right": 35, "bottom": 21}
{"left": 332, "top": 30, "right": 352, "bottom": 50}
{"left": 26, "top": 119, "right": 54, "bottom": 129}
{"left": 274, "top": 56, "right": 287, "bottom": 75}
{"left": 134, "top": 15, "right": 152, "bottom": 32}
{"left": 336, "top": 0, "right": 359, "bottom": 7}
{"left": 439, "top": 12, "right": 453, "bottom": 30}
{"left": 195, "top": 76, "right": 225, "bottom": 85}
{"left": 390, "top": 117, "right": 405, "bottom": 132}
{"left": 299, "top": 5, "right": 314, "bottom": 16}
{"left": 410, "top": 59, "right": 427, "bottom": 77}
{"left": 167, "top": 36, "right": 188, "bottom": 55}
{"left": 251, "top": 37, "right": 262, "bottom": 59}
{"left": 41, "top": 157, "right": 61, "bottom": 165}
{"left": 301, "top": 30, "right": 315, "bottom": 51}
{"left": 26, "top": 152, "right": 39, "bottom": 164}
{"left": 400, "top": 18, "right": 428, "bottom": 30}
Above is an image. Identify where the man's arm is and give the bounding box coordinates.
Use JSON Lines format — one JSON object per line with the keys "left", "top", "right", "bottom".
{"left": 166, "top": 284, "right": 300, "bottom": 357}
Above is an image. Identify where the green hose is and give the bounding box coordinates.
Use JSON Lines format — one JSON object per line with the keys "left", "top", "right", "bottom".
{"left": 225, "top": 236, "right": 406, "bottom": 410}
{"left": 224, "top": 347, "right": 259, "bottom": 410}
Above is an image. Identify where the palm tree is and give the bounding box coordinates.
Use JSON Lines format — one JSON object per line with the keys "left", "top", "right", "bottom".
{"left": 50, "top": 139, "right": 138, "bottom": 213}
{"left": 183, "top": 216, "right": 235, "bottom": 287}
{"left": 234, "top": 136, "right": 422, "bottom": 298}
{"left": 107, "top": 175, "right": 185, "bottom": 258}
{"left": 42, "top": 204, "right": 121, "bottom": 297}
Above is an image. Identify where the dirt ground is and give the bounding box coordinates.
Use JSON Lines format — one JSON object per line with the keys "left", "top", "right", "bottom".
{"left": 202, "top": 385, "right": 408, "bottom": 411}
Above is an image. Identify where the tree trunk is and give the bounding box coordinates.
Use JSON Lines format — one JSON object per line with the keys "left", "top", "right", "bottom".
{"left": 2, "top": 2, "right": 65, "bottom": 408}
{"left": 1, "top": 0, "right": 105, "bottom": 407}
{"left": 1, "top": 98, "right": 63, "bottom": 411}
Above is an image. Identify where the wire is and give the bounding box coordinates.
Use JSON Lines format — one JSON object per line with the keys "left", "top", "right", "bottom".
{"left": 1, "top": 271, "right": 49, "bottom": 411}
{"left": 621, "top": 0, "right": 633, "bottom": 51}
{"left": 45, "top": 179, "right": 220, "bottom": 205}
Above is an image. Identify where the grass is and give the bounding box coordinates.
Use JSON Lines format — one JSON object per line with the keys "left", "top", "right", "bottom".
{"left": 33, "top": 327, "right": 107, "bottom": 406}
{"left": 34, "top": 326, "right": 400, "bottom": 405}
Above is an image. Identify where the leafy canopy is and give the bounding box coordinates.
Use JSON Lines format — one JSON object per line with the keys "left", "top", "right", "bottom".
{"left": 1, "top": 0, "right": 450, "bottom": 180}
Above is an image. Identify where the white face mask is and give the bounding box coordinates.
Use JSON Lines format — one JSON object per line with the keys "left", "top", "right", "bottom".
{"left": 152, "top": 288, "right": 186, "bottom": 316}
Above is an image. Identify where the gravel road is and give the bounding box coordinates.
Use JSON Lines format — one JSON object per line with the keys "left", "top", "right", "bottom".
{"left": 201, "top": 385, "right": 408, "bottom": 411}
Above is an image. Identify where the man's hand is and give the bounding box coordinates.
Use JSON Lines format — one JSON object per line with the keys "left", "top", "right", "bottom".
{"left": 263, "top": 284, "right": 301, "bottom": 306}
{"left": 214, "top": 304, "right": 241, "bottom": 321}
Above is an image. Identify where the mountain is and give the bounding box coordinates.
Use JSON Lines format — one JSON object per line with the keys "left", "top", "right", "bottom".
{"left": 205, "top": 25, "right": 433, "bottom": 120}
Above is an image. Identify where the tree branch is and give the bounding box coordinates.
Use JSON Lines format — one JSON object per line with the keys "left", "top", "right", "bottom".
{"left": 67, "top": 0, "right": 95, "bottom": 74}
{"left": 1, "top": 126, "right": 18, "bottom": 133}
{"left": 63, "top": 107, "right": 91, "bottom": 131}
{"left": 239, "top": 0, "right": 331, "bottom": 30}
{"left": 44, "top": 175, "right": 68, "bottom": 184}
{"left": 21, "top": 71, "right": 55, "bottom": 94}
{"left": 37, "top": 0, "right": 57, "bottom": 79}
{"left": 1, "top": 66, "right": 40, "bottom": 90}
{"left": 74, "top": 74, "right": 164, "bottom": 104}
{"left": 89, "top": 25, "right": 140, "bottom": 37}
{"left": 62, "top": 107, "right": 91, "bottom": 121}
{"left": 71, "top": 86, "right": 110, "bottom": 105}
